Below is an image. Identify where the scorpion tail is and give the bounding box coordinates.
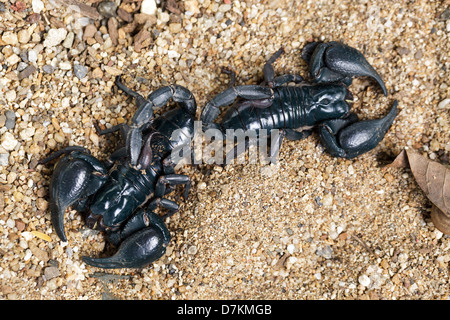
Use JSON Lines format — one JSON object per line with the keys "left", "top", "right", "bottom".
{"left": 82, "top": 227, "right": 170, "bottom": 269}
{"left": 303, "top": 41, "right": 388, "bottom": 96}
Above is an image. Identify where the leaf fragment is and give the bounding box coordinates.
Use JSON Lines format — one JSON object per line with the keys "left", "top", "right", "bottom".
{"left": 387, "top": 149, "right": 450, "bottom": 234}
{"left": 405, "top": 149, "right": 450, "bottom": 217}
{"left": 31, "top": 231, "right": 52, "bottom": 242}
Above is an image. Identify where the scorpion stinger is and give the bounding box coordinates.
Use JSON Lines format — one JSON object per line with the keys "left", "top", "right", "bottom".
{"left": 302, "top": 41, "right": 388, "bottom": 96}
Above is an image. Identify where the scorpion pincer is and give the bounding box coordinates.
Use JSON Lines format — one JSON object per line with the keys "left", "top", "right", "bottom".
{"left": 200, "top": 41, "right": 398, "bottom": 160}
{"left": 40, "top": 77, "right": 196, "bottom": 268}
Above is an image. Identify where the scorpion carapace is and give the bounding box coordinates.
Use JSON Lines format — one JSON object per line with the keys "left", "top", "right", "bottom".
{"left": 40, "top": 77, "right": 196, "bottom": 268}
{"left": 200, "top": 41, "right": 398, "bottom": 160}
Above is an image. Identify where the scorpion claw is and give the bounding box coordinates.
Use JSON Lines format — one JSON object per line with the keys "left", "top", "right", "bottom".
{"left": 303, "top": 41, "right": 388, "bottom": 96}
{"left": 47, "top": 151, "right": 107, "bottom": 241}
{"left": 82, "top": 226, "right": 170, "bottom": 269}
{"left": 319, "top": 100, "right": 398, "bottom": 158}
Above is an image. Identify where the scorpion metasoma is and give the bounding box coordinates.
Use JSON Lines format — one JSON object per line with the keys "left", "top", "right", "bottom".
{"left": 41, "top": 41, "right": 398, "bottom": 269}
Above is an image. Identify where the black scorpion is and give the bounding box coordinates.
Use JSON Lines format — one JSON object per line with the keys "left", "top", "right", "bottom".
{"left": 201, "top": 41, "right": 398, "bottom": 160}
{"left": 40, "top": 77, "right": 196, "bottom": 268}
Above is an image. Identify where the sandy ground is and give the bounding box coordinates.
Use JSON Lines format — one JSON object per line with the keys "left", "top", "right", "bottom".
{"left": 0, "top": 0, "right": 449, "bottom": 300}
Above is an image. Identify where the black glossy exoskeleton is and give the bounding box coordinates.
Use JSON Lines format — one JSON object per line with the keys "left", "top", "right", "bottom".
{"left": 201, "top": 42, "right": 398, "bottom": 160}
{"left": 40, "top": 77, "right": 196, "bottom": 268}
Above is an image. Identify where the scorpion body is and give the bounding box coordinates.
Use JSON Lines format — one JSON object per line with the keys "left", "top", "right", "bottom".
{"left": 219, "top": 83, "right": 351, "bottom": 133}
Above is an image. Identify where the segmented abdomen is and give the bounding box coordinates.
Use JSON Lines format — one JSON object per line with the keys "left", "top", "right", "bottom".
{"left": 221, "top": 86, "right": 306, "bottom": 131}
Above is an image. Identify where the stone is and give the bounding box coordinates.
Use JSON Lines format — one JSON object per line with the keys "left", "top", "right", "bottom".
{"left": 32, "top": 0, "right": 45, "bottom": 13}
{"left": 28, "top": 50, "right": 38, "bottom": 63}
{"left": 83, "top": 24, "right": 97, "bottom": 40}
{"left": 42, "top": 65, "right": 54, "bottom": 74}
{"left": 6, "top": 54, "right": 20, "bottom": 66}
{"left": 43, "top": 28, "right": 68, "bottom": 48}
{"left": 1, "top": 132, "right": 19, "bottom": 151}
{"left": 184, "top": 0, "right": 200, "bottom": 15}
{"left": 97, "top": 1, "right": 118, "bottom": 18}
{"left": 358, "top": 274, "right": 371, "bottom": 287}
{"left": 141, "top": 0, "right": 157, "bottom": 15}
{"left": 438, "top": 98, "right": 450, "bottom": 109}
{"left": 19, "top": 127, "right": 36, "bottom": 140}
{"left": 74, "top": 64, "right": 88, "bottom": 79}
{"left": 91, "top": 67, "right": 103, "bottom": 78}
{"left": 44, "top": 266, "right": 60, "bottom": 280}
{"left": 62, "top": 31, "right": 74, "bottom": 49}
{"left": 169, "top": 23, "right": 182, "bottom": 33}
{"left": 5, "top": 110, "right": 16, "bottom": 129}
{"left": 5, "top": 90, "right": 16, "bottom": 102}
{"left": 2, "top": 32, "right": 18, "bottom": 45}
{"left": 18, "top": 65, "right": 37, "bottom": 80}
{"left": 104, "top": 65, "right": 122, "bottom": 76}
{"left": 0, "top": 153, "right": 9, "bottom": 166}
{"left": 17, "top": 29, "right": 31, "bottom": 44}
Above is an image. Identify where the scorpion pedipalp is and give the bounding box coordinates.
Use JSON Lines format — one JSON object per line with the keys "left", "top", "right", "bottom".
{"left": 302, "top": 41, "right": 388, "bottom": 96}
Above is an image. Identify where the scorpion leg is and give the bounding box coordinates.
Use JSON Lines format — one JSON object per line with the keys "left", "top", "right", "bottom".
{"left": 155, "top": 174, "right": 191, "bottom": 199}
{"left": 284, "top": 129, "right": 313, "bottom": 141}
{"left": 82, "top": 209, "right": 171, "bottom": 269}
{"left": 302, "top": 41, "right": 387, "bottom": 96}
{"left": 43, "top": 150, "right": 108, "bottom": 241}
{"left": 201, "top": 85, "right": 274, "bottom": 128}
{"left": 318, "top": 100, "right": 398, "bottom": 159}
{"left": 263, "top": 47, "right": 304, "bottom": 87}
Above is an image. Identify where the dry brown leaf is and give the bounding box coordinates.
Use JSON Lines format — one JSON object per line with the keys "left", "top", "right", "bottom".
{"left": 384, "top": 149, "right": 408, "bottom": 169}
{"left": 430, "top": 205, "right": 450, "bottom": 235}
{"left": 405, "top": 149, "right": 450, "bottom": 217}
{"left": 389, "top": 149, "right": 450, "bottom": 234}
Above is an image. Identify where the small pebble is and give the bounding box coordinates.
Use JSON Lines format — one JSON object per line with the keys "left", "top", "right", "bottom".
{"left": 0, "top": 153, "right": 9, "bottom": 166}
{"left": 42, "top": 65, "right": 54, "bottom": 74}
{"left": 17, "top": 29, "right": 31, "bottom": 44}
{"left": 18, "top": 65, "right": 37, "bottom": 80}
{"left": 32, "top": 0, "right": 45, "bottom": 13}
{"left": 43, "top": 28, "right": 68, "bottom": 48}
{"left": 141, "top": 0, "right": 157, "bottom": 15}
{"left": 6, "top": 54, "right": 20, "bottom": 66}
{"left": 358, "top": 274, "right": 371, "bottom": 287}
{"left": 74, "top": 64, "right": 88, "bottom": 79}
{"left": 187, "top": 245, "right": 198, "bottom": 255}
{"left": 59, "top": 61, "right": 72, "bottom": 70}
{"left": 438, "top": 98, "right": 450, "bottom": 109}
{"left": 28, "top": 50, "right": 38, "bottom": 63}
{"left": 83, "top": 24, "right": 97, "bottom": 40}
{"left": 17, "top": 62, "right": 28, "bottom": 72}
{"left": 97, "top": 1, "right": 118, "bottom": 18}
{"left": 316, "top": 245, "right": 333, "bottom": 259}
{"left": 62, "top": 32, "right": 74, "bottom": 49}
{"left": 2, "top": 32, "right": 18, "bottom": 45}
{"left": 19, "top": 127, "right": 35, "bottom": 140}
{"left": 44, "top": 266, "right": 60, "bottom": 281}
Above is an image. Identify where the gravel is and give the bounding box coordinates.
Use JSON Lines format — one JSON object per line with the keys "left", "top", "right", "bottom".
{"left": 0, "top": 0, "right": 449, "bottom": 300}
